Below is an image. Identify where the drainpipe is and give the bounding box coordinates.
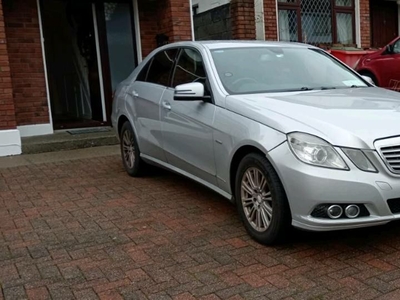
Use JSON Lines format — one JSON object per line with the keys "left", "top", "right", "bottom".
{"left": 254, "top": 0, "right": 265, "bottom": 40}
{"left": 189, "top": 0, "right": 195, "bottom": 41}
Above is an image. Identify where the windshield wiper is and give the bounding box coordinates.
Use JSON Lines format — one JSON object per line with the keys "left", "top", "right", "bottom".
{"left": 320, "top": 86, "right": 337, "bottom": 90}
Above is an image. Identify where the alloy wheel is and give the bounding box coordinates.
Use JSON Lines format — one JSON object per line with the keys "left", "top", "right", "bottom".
{"left": 122, "top": 130, "right": 135, "bottom": 169}
{"left": 241, "top": 167, "right": 273, "bottom": 232}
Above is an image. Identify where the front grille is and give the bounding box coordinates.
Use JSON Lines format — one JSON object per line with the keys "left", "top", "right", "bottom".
{"left": 387, "top": 198, "right": 400, "bottom": 214}
{"left": 380, "top": 145, "right": 400, "bottom": 174}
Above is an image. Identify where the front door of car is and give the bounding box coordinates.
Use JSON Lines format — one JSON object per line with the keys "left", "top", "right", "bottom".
{"left": 373, "top": 39, "right": 400, "bottom": 89}
{"left": 160, "top": 48, "right": 218, "bottom": 185}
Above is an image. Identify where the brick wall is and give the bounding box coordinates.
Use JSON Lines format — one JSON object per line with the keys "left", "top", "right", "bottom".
{"left": 4, "top": 0, "right": 49, "bottom": 126}
{"left": 264, "top": 0, "right": 278, "bottom": 40}
{"left": 138, "top": 1, "right": 158, "bottom": 58}
{"left": 138, "top": 0, "right": 192, "bottom": 58}
{"left": 359, "top": 0, "right": 371, "bottom": 48}
{"left": 0, "top": 0, "right": 16, "bottom": 130}
{"left": 168, "top": 0, "right": 192, "bottom": 42}
{"left": 230, "top": 0, "right": 256, "bottom": 39}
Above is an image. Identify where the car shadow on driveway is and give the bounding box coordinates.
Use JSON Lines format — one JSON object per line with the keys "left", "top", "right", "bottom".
{"left": 143, "top": 165, "right": 400, "bottom": 250}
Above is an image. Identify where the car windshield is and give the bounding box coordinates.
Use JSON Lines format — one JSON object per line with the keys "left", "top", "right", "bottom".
{"left": 210, "top": 47, "right": 368, "bottom": 95}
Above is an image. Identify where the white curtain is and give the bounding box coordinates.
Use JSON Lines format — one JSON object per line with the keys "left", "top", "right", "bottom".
{"left": 278, "top": 10, "right": 291, "bottom": 41}
{"left": 336, "top": 13, "right": 353, "bottom": 45}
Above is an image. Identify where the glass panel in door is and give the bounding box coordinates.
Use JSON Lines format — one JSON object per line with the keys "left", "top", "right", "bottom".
{"left": 103, "top": 2, "right": 137, "bottom": 92}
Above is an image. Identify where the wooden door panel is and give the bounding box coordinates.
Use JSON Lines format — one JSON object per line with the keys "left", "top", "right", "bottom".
{"left": 371, "top": 0, "right": 398, "bottom": 48}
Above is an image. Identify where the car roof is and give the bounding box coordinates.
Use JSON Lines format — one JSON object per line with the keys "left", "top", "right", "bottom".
{"left": 161, "top": 40, "right": 317, "bottom": 50}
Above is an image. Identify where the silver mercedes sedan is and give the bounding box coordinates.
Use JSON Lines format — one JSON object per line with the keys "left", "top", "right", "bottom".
{"left": 111, "top": 41, "right": 400, "bottom": 245}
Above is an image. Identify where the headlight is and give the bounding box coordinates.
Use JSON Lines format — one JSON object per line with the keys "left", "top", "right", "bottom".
{"left": 287, "top": 132, "right": 349, "bottom": 170}
{"left": 342, "top": 148, "right": 377, "bottom": 173}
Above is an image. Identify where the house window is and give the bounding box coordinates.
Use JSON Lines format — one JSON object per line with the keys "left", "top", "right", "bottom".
{"left": 278, "top": 0, "right": 355, "bottom": 47}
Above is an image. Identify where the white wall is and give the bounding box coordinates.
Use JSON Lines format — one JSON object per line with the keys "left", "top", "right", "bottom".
{"left": 0, "top": 130, "right": 21, "bottom": 157}
{"left": 255, "top": 0, "right": 265, "bottom": 40}
{"left": 192, "top": 0, "right": 230, "bottom": 13}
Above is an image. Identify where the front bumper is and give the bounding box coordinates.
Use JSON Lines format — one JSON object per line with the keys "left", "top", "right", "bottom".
{"left": 269, "top": 142, "right": 400, "bottom": 231}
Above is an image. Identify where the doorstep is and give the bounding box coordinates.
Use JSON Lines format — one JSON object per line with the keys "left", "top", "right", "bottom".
{"left": 21, "top": 127, "right": 119, "bottom": 154}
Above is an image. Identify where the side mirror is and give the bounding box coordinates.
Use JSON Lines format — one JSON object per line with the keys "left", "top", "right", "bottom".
{"left": 174, "top": 82, "right": 205, "bottom": 101}
{"left": 361, "top": 75, "right": 375, "bottom": 86}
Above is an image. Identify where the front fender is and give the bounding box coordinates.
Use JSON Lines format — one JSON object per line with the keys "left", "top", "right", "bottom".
{"left": 213, "top": 106, "right": 286, "bottom": 194}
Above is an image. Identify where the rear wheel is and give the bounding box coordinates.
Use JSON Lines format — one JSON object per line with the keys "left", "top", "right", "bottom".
{"left": 235, "top": 153, "right": 291, "bottom": 245}
{"left": 120, "top": 121, "right": 144, "bottom": 177}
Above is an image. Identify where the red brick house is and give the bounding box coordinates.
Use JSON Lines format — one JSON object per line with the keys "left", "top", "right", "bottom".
{"left": 0, "top": 0, "right": 396, "bottom": 156}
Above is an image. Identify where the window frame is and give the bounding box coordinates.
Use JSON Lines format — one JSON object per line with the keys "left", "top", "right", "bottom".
{"left": 136, "top": 58, "right": 152, "bottom": 82}
{"left": 277, "top": 0, "right": 356, "bottom": 46}
{"left": 170, "top": 47, "right": 214, "bottom": 103}
{"left": 137, "top": 48, "right": 179, "bottom": 87}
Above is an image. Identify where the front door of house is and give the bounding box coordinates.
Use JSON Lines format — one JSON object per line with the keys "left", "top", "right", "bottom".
{"left": 40, "top": 0, "right": 138, "bottom": 130}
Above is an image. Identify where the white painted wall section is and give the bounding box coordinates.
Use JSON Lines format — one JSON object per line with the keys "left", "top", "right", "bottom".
{"left": 0, "top": 130, "right": 22, "bottom": 157}
{"left": 355, "top": 0, "right": 361, "bottom": 48}
{"left": 255, "top": 0, "right": 265, "bottom": 40}
{"left": 18, "top": 124, "right": 53, "bottom": 138}
{"left": 37, "top": 0, "right": 54, "bottom": 135}
{"left": 398, "top": 1, "right": 400, "bottom": 36}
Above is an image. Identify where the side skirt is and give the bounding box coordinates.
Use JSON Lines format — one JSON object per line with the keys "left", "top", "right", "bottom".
{"left": 141, "top": 154, "right": 234, "bottom": 202}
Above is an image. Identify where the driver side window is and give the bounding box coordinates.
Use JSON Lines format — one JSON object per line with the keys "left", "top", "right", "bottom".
{"left": 172, "top": 48, "right": 207, "bottom": 87}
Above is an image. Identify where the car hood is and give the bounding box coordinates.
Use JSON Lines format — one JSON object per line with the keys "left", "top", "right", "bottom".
{"left": 225, "top": 87, "right": 400, "bottom": 149}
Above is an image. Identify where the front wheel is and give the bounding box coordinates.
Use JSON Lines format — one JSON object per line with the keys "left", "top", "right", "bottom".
{"left": 235, "top": 153, "right": 291, "bottom": 245}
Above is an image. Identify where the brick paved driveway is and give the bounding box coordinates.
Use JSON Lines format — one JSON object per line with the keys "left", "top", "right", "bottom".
{"left": 2, "top": 153, "right": 400, "bottom": 300}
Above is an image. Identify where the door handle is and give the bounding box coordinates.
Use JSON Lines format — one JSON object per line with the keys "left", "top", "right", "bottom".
{"left": 162, "top": 101, "right": 171, "bottom": 110}
{"left": 131, "top": 90, "right": 139, "bottom": 97}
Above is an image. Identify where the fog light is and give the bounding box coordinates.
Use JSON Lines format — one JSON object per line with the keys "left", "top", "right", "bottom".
{"left": 345, "top": 205, "right": 360, "bottom": 218}
{"left": 327, "top": 205, "right": 343, "bottom": 219}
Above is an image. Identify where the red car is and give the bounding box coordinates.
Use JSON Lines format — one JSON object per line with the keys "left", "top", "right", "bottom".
{"left": 355, "top": 37, "right": 400, "bottom": 90}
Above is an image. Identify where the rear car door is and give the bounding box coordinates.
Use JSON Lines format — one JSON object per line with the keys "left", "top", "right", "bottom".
{"left": 125, "top": 49, "right": 178, "bottom": 161}
{"left": 160, "top": 47, "right": 218, "bottom": 185}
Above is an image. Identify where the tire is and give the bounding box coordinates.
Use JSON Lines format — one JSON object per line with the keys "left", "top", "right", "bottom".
{"left": 235, "top": 153, "right": 291, "bottom": 245}
{"left": 120, "top": 121, "right": 144, "bottom": 177}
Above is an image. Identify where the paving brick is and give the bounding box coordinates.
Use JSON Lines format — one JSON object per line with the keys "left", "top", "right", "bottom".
{"left": 3, "top": 286, "right": 27, "bottom": 300}
{"left": 98, "top": 290, "right": 123, "bottom": 300}
{"left": 199, "top": 295, "right": 221, "bottom": 300}
{"left": 73, "top": 289, "right": 99, "bottom": 300}
{"left": 93, "top": 279, "right": 130, "bottom": 293}
{"left": 26, "top": 287, "right": 50, "bottom": 300}
{"left": 215, "top": 284, "right": 252, "bottom": 299}
{"left": 173, "top": 292, "right": 197, "bottom": 300}
{"left": 48, "top": 285, "right": 74, "bottom": 300}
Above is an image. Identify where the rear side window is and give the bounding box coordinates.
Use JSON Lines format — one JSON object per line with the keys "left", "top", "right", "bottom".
{"left": 145, "top": 49, "right": 178, "bottom": 86}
